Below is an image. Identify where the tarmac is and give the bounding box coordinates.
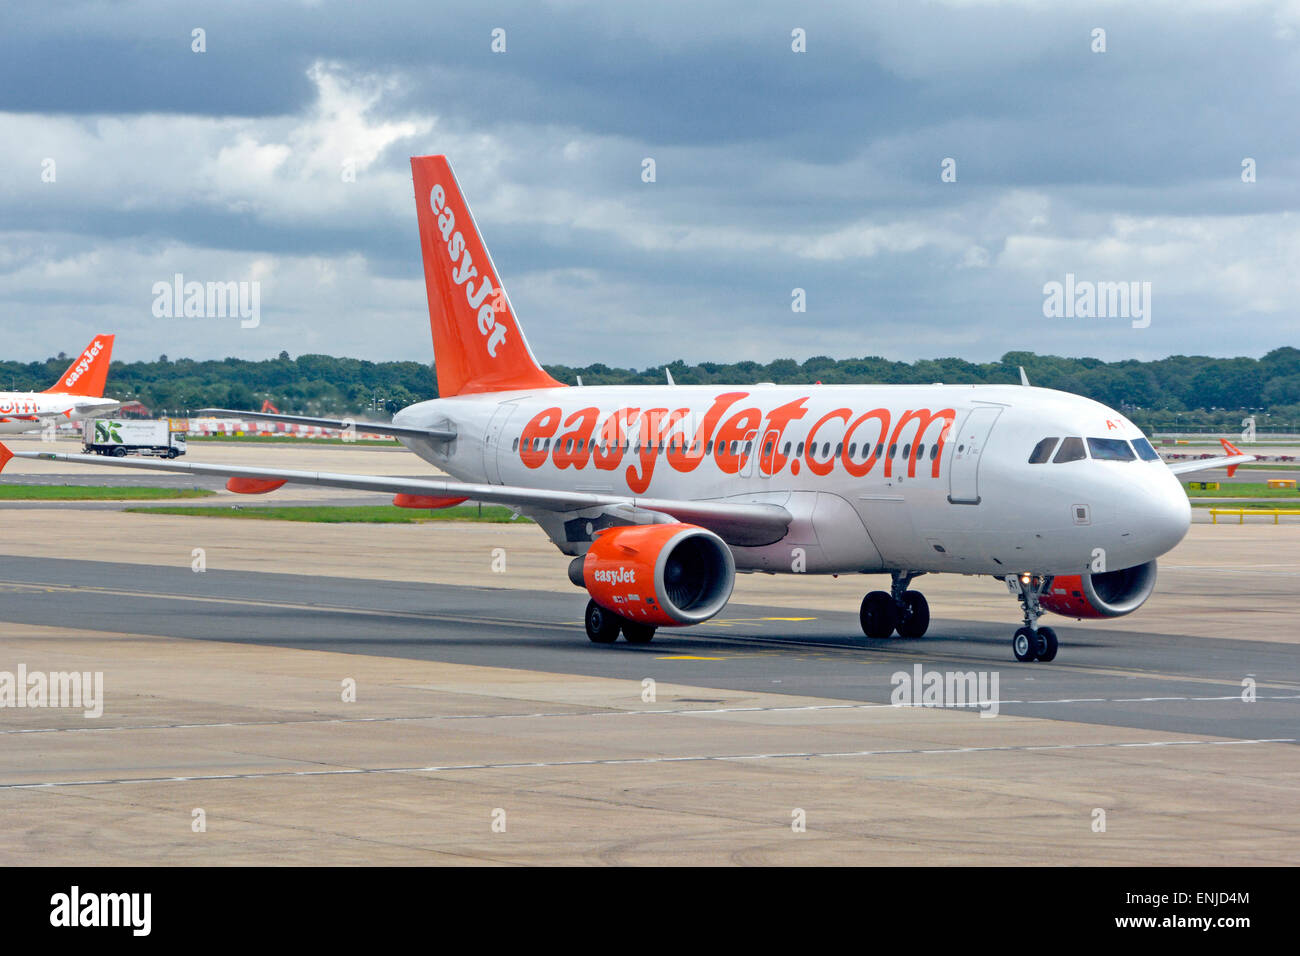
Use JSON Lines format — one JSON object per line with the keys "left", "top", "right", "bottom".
{"left": 0, "top": 438, "right": 1296, "bottom": 865}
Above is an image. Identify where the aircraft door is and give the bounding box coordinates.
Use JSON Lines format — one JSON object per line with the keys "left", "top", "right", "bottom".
{"left": 947, "top": 406, "right": 1002, "bottom": 505}
{"left": 483, "top": 402, "right": 517, "bottom": 484}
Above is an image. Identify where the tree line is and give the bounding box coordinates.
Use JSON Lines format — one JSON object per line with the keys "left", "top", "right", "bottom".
{"left": 4, "top": 346, "right": 1298, "bottom": 432}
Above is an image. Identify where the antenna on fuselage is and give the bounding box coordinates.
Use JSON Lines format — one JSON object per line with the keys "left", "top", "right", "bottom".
{"left": 1019, "top": 366, "right": 1031, "bottom": 387}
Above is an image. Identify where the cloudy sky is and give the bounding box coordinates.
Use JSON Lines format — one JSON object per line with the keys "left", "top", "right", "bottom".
{"left": 2, "top": 0, "right": 1298, "bottom": 369}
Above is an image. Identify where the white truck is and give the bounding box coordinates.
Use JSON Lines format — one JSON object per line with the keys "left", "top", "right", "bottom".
{"left": 82, "top": 418, "right": 188, "bottom": 458}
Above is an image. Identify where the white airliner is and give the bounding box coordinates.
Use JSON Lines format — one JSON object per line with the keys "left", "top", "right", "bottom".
{"left": 0, "top": 335, "right": 119, "bottom": 434}
{"left": 0, "top": 158, "right": 1253, "bottom": 661}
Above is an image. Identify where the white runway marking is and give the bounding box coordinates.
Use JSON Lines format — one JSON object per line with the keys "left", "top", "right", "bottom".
{"left": 3, "top": 693, "right": 1297, "bottom": 736}
{"left": 1, "top": 737, "right": 1292, "bottom": 791}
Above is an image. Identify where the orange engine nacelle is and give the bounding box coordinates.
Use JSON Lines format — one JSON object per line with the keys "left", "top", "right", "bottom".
{"left": 1039, "top": 561, "right": 1158, "bottom": 619}
{"left": 392, "top": 494, "right": 468, "bottom": 509}
{"left": 226, "top": 477, "right": 287, "bottom": 494}
{"left": 573, "top": 523, "right": 735, "bottom": 628}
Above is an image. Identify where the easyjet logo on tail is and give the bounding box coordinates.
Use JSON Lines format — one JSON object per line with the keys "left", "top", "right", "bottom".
{"left": 64, "top": 340, "right": 105, "bottom": 389}
{"left": 428, "top": 184, "right": 507, "bottom": 358}
{"left": 46, "top": 334, "right": 113, "bottom": 397}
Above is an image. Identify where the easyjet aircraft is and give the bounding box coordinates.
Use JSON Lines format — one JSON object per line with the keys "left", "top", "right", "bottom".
{"left": 0, "top": 334, "right": 119, "bottom": 433}
{"left": 0, "top": 159, "right": 1253, "bottom": 661}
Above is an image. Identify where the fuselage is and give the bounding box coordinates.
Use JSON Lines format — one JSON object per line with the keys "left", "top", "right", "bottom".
{"left": 393, "top": 383, "right": 1190, "bottom": 577}
{"left": 0, "top": 392, "right": 121, "bottom": 434}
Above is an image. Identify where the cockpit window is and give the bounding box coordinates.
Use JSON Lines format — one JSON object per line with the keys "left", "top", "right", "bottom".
{"left": 1088, "top": 437, "right": 1136, "bottom": 461}
{"left": 1053, "top": 437, "right": 1087, "bottom": 463}
{"left": 1028, "top": 437, "right": 1059, "bottom": 463}
{"left": 1132, "top": 437, "right": 1161, "bottom": 461}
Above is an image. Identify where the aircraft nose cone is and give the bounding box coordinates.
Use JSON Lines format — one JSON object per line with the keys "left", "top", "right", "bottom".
{"left": 1124, "top": 470, "right": 1190, "bottom": 558}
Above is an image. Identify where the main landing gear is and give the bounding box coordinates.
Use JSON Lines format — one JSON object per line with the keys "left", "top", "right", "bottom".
{"left": 584, "top": 599, "right": 657, "bottom": 645}
{"left": 860, "top": 571, "right": 930, "bottom": 640}
{"left": 1008, "top": 574, "right": 1058, "bottom": 663}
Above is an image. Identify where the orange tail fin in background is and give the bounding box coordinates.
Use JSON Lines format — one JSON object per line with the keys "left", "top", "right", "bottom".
{"left": 410, "top": 155, "right": 563, "bottom": 398}
{"left": 1220, "top": 437, "right": 1244, "bottom": 477}
{"left": 44, "top": 334, "right": 114, "bottom": 397}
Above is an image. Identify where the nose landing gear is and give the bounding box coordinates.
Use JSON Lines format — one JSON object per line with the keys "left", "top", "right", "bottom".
{"left": 1008, "top": 574, "right": 1058, "bottom": 662}
{"left": 860, "top": 571, "right": 930, "bottom": 640}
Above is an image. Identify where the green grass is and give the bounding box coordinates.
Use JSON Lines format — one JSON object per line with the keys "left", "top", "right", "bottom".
{"left": 123, "top": 503, "right": 527, "bottom": 523}
{"left": 1191, "top": 501, "right": 1300, "bottom": 510}
{"left": 0, "top": 485, "right": 215, "bottom": 500}
{"left": 186, "top": 434, "right": 399, "bottom": 446}
{"left": 1183, "top": 481, "right": 1300, "bottom": 499}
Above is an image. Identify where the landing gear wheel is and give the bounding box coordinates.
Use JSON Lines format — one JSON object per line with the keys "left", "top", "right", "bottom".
{"left": 621, "top": 621, "right": 656, "bottom": 644}
{"left": 1034, "top": 626, "right": 1058, "bottom": 663}
{"left": 860, "top": 591, "right": 898, "bottom": 639}
{"left": 1013, "top": 626, "right": 1038, "bottom": 662}
{"left": 584, "top": 600, "right": 621, "bottom": 644}
{"left": 895, "top": 590, "right": 930, "bottom": 638}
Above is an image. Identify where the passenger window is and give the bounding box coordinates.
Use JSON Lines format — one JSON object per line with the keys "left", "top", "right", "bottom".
{"left": 783, "top": 442, "right": 791, "bottom": 456}
{"left": 888, "top": 443, "right": 897, "bottom": 458}
{"left": 1132, "top": 437, "right": 1161, "bottom": 461}
{"left": 512, "top": 438, "right": 519, "bottom": 452}
{"left": 1053, "top": 437, "right": 1086, "bottom": 463}
{"left": 916, "top": 443, "right": 925, "bottom": 459}
{"left": 874, "top": 443, "right": 884, "bottom": 459}
{"left": 929, "top": 443, "right": 939, "bottom": 461}
{"left": 903, "top": 443, "right": 911, "bottom": 459}
{"left": 1088, "top": 437, "right": 1135, "bottom": 461}
{"left": 797, "top": 442, "right": 805, "bottom": 456}
{"left": 1028, "top": 437, "right": 1059, "bottom": 464}
{"left": 848, "top": 443, "right": 857, "bottom": 458}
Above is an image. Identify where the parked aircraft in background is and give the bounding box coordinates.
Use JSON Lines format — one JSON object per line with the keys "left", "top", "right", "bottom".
{"left": 0, "top": 335, "right": 119, "bottom": 434}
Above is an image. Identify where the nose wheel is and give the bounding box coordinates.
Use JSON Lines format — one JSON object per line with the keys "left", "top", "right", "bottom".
{"left": 860, "top": 572, "right": 929, "bottom": 639}
{"left": 1006, "top": 574, "right": 1060, "bottom": 662}
{"left": 1012, "top": 625, "right": 1058, "bottom": 662}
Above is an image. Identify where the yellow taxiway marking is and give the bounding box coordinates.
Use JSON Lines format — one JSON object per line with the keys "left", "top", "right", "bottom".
{"left": 761, "top": 616, "right": 817, "bottom": 622}
{"left": 655, "top": 655, "right": 727, "bottom": 661}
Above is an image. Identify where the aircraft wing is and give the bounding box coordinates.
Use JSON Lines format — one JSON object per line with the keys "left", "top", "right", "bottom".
{"left": 1166, "top": 454, "right": 1256, "bottom": 477}
{"left": 197, "top": 408, "right": 455, "bottom": 443}
{"left": 0, "top": 443, "right": 791, "bottom": 547}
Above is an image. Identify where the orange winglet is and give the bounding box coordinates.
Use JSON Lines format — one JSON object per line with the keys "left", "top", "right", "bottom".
{"left": 0, "top": 442, "right": 12, "bottom": 474}
{"left": 392, "top": 493, "right": 469, "bottom": 509}
{"left": 1220, "top": 438, "right": 1244, "bottom": 478}
{"left": 226, "top": 477, "right": 287, "bottom": 495}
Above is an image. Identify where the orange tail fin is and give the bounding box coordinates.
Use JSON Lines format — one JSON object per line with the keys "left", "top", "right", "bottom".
{"left": 410, "top": 155, "right": 563, "bottom": 398}
{"left": 45, "top": 334, "right": 114, "bottom": 397}
{"left": 1220, "top": 437, "right": 1244, "bottom": 477}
